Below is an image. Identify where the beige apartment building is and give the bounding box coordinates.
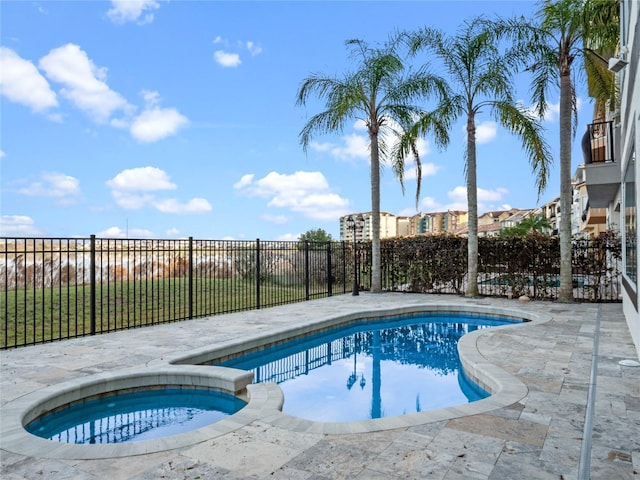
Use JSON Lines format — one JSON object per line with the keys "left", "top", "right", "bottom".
{"left": 339, "top": 200, "right": 605, "bottom": 242}
{"left": 339, "top": 212, "right": 397, "bottom": 241}
{"left": 413, "top": 210, "right": 468, "bottom": 235}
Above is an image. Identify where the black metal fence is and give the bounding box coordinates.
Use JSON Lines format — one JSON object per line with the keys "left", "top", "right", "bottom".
{"left": 0, "top": 233, "right": 622, "bottom": 349}
{"left": 1, "top": 236, "right": 351, "bottom": 349}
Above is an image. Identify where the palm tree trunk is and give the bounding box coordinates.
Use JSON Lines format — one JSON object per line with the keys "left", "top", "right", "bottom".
{"left": 558, "top": 69, "right": 574, "bottom": 302}
{"left": 466, "top": 113, "right": 479, "bottom": 297}
{"left": 370, "top": 132, "right": 382, "bottom": 293}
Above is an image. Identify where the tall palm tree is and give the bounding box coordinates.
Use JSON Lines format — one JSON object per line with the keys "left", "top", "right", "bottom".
{"left": 296, "top": 39, "right": 447, "bottom": 292}
{"left": 495, "top": 0, "right": 619, "bottom": 302}
{"left": 407, "top": 17, "right": 552, "bottom": 297}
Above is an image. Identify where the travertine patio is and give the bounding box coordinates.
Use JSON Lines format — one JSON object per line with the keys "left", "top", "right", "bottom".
{"left": 1, "top": 293, "right": 639, "bottom": 479}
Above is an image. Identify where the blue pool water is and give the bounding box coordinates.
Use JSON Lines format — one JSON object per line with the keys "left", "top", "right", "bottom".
{"left": 25, "top": 388, "right": 246, "bottom": 444}
{"left": 218, "top": 313, "right": 519, "bottom": 422}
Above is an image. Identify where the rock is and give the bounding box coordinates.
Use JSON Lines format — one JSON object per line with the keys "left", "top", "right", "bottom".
{"left": 518, "top": 295, "right": 531, "bottom": 303}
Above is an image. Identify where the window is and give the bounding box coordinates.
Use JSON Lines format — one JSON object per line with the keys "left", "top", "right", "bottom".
{"left": 624, "top": 148, "right": 637, "bottom": 284}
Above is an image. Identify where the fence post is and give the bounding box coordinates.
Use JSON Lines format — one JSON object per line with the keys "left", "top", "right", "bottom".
{"left": 342, "top": 242, "right": 347, "bottom": 294}
{"left": 256, "top": 239, "right": 261, "bottom": 309}
{"left": 90, "top": 234, "right": 96, "bottom": 335}
{"left": 327, "top": 242, "right": 333, "bottom": 297}
{"left": 304, "top": 241, "right": 310, "bottom": 300}
{"left": 188, "top": 237, "right": 193, "bottom": 319}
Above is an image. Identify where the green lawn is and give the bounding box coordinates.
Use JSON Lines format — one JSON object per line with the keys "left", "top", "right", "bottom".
{"left": 1, "top": 277, "right": 328, "bottom": 349}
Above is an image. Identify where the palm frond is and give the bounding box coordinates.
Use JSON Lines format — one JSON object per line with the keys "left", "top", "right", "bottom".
{"left": 494, "top": 101, "right": 552, "bottom": 197}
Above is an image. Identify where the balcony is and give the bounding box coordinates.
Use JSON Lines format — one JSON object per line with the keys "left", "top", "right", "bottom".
{"left": 582, "top": 121, "right": 620, "bottom": 207}
{"left": 585, "top": 207, "right": 607, "bottom": 225}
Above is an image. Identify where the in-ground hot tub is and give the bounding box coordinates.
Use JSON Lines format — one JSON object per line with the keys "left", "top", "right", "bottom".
{"left": 25, "top": 385, "right": 247, "bottom": 444}
{"left": 0, "top": 365, "right": 277, "bottom": 459}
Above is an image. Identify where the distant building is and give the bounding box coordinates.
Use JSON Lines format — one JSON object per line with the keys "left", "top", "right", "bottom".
{"left": 501, "top": 209, "right": 536, "bottom": 229}
{"left": 396, "top": 216, "right": 412, "bottom": 237}
{"left": 339, "top": 212, "right": 397, "bottom": 241}
{"left": 417, "top": 212, "right": 445, "bottom": 235}
{"left": 540, "top": 197, "right": 560, "bottom": 236}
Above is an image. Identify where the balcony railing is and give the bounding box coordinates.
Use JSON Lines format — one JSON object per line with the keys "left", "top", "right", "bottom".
{"left": 585, "top": 121, "right": 614, "bottom": 163}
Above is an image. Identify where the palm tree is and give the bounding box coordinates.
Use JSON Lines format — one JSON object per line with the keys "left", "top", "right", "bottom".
{"left": 407, "top": 17, "right": 552, "bottom": 297}
{"left": 518, "top": 213, "right": 553, "bottom": 234}
{"left": 495, "top": 0, "right": 619, "bottom": 302}
{"left": 296, "top": 39, "right": 447, "bottom": 292}
{"left": 501, "top": 214, "right": 553, "bottom": 236}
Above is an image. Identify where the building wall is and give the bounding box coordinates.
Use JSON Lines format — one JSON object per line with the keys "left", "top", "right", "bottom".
{"left": 619, "top": 0, "right": 640, "bottom": 358}
{"left": 396, "top": 217, "right": 412, "bottom": 237}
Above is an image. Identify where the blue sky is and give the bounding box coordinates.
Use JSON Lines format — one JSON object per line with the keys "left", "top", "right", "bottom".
{"left": 0, "top": 1, "right": 593, "bottom": 241}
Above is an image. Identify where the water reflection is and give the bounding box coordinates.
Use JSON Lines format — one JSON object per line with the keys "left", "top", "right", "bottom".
{"left": 220, "top": 315, "right": 509, "bottom": 422}
{"left": 26, "top": 389, "right": 246, "bottom": 444}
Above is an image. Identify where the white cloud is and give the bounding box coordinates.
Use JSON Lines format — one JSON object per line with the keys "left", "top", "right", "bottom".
{"left": 245, "top": 41, "right": 262, "bottom": 56}
{"left": 0, "top": 47, "right": 58, "bottom": 112}
{"left": 309, "top": 141, "right": 333, "bottom": 152}
{"left": 110, "top": 191, "right": 155, "bottom": 209}
{"left": 311, "top": 133, "right": 369, "bottom": 161}
{"left": 39, "top": 43, "right": 130, "bottom": 123}
{"left": 332, "top": 133, "right": 370, "bottom": 160}
{"left": 166, "top": 227, "right": 181, "bottom": 236}
{"left": 107, "top": 166, "right": 211, "bottom": 214}
{"left": 522, "top": 98, "right": 582, "bottom": 123}
{"left": 311, "top": 119, "right": 433, "bottom": 166}
{"left": 252, "top": 171, "right": 329, "bottom": 197}
{"left": 419, "top": 186, "right": 510, "bottom": 213}
{"left": 153, "top": 197, "right": 212, "bottom": 214}
{"left": 403, "top": 160, "right": 439, "bottom": 181}
{"left": 398, "top": 207, "right": 419, "bottom": 216}
{"left": 475, "top": 121, "right": 498, "bottom": 144}
{"left": 462, "top": 120, "right": 497, "bottom": 144}
{"left": 97, "top": 226, "right": 155, "bottom": 238}
{"left": 130, "top": 107, "right": 188, "bottom": 143}
{"left": 18, "top": 172, "right": 81, "bottom": 204}
{"left": 0, "top": 150, "right": 5, "bottom": 158}
{"left": 446, "top": 186, "right": 509, "bottom": 212}
{"left": 233, "top": 174, "right": 254, "bottom": 189}
{"left": 448, "top": 185, "right": 508, "bottom": 203}
{"left": 212, "top": 37, "right": 262, "bottom": 67}
{"left": 107, "top": 166, "right": 176, "bottom": 191}
{"left": 0, "top": 215, "right": 42, "bottom": 236}
{"left": 140, "top": 89, "right": 160, "bottom": 107}
{"left": 261, "top": 214, "right": 289, "bottom": 224}
{"left": 235, "top": 171, "right": 350, "bottom": 220}
{"left": 107, "top": 0, "right": 159, "bottom": 25}
{"left": 276, "top": 233, "right": 299, "bottom": 241}
{"left": 214, "top": 50, "right": 241, "bottom": 68}
{"left": 543, "top": 101, "right": 560, "bottom": 122}
{"left": 420, "top": 196, "right": 442, "bottom": 211}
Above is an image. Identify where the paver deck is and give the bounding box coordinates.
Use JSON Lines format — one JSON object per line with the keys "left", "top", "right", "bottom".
{"left": 1, "top": 293, "right": 639, "bottom": 479}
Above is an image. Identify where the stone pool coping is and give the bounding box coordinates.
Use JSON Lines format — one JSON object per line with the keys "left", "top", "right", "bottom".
{"left": 0, "top": 303, "right": 550, "bottom": 459}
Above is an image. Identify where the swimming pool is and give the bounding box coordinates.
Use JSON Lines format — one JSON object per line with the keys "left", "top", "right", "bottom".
{"left": 216, "top": 312, "right": 520, "bottom": 422}
{"left": 2, "top": 301, "right": 546, "bottom": 459}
